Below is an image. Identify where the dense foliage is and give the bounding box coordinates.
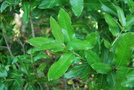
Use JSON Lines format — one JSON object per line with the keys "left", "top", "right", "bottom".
{"left": 0, "top": 0, "right": 134, "bottom": 89}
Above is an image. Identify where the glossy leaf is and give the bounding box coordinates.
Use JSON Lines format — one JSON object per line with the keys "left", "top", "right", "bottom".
{"left": 113, "top": 32, "right": 134, "bottom": 66}
{"left": 58, "top": 9, "right": 75, "bottom": 42}
{"left": 50, "top": 17, "right": 64, "bottom": 43}
{"left": 70, "top": 0, "right": 84, "bottom": 17}
{"left": 48, "top": 53, "right": 75, "bottom": 81}
{"left": 116, "top": 6, "right": 126, "bottom": 27}
{"left": 91, "top": 63, "right": 112, "bottom": 74}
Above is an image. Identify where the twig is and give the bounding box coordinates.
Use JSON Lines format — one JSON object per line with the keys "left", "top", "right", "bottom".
{"left": 64, "top": 79, "right": 67, "bottom": 90}
{"left": 30, "top": 15, "right": 35, "bottom": 38}
{"left": 111, "top": 31, "right": 123, "bottom": 46}
{"left": 0, "top": 46, "right": 7, "bottom": 49}
{"left": 2, "top": 30, "right": 14, "bottom": 58}
{"left": 17, "top": 38, "right": 26, "bottom": 54}
{"left": 2, "top": 29, "right": 20, "bottom": 68}
{"left": 45, "top": 83, "right": 49, "bottom": 90}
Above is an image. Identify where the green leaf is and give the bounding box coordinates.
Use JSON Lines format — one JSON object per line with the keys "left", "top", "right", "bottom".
{"left": 33, "top": 54, "right": 50, "bottom": 61}
{"left": 113, "top": 32, "right": 134, "bottom": 66}
{"left": 126, "top": 15, "right": 134, "bottom": 28}
{"left": 91, "top": 63, "right": 112, "bottom": 74}
{"left": 48, "top": 53, "right": 75, "bottom": 81}
{"left": 22, "top": 2, "right": 29, "bottom": 24}
{"left": 38, "top": 0, "right": 62, "bottom": 9}
{"left": 70, "top": 0, "right": 84, "bottom": 17}
{"left": 64, "top": 64, "right": 91, "bottom": 80}
{"left": 58, "top": 9, "right": 75, "bottom": 42}
{"left": 86, "top": 31, "right": 99, "bottom": 47}
{"left": 126, "top": 0, "right": 134, "bottom": 13}
{"left": 103, "top": 39, "right": 111, "bottom": 48}
{"left": 50, "top": 17, "right": 64, "bottom": 43}
{"left": 121, "top": 70, "right": 134, "bottom": 88}
{"left": 0, "top": 1, "right": 10, "bottom": 13}
{"left": 104, "top": 13, "right": 120, "bottom": 36}
{"left": 0, "top": 65, "right": 8, "bottom": 78}
{"left": 104, "top": 13, "right": 118, "bottom": 28}
{"left": 116, "top": 6, "right": 126, "bottom": 27}
{"left": 28, "top": 37, "right": 53, "bottom": 47}
{"left": 85, "top": 50, "right": 100, "bottom": 65}
{"left": 67, "top": 39, "right": 93, "bottom": 50}
{"left": 116, "top": 67, "right": 131, "bottom": 89}
{"left": 28, "top": 37, "right": 64, "bottom": 52}
{"left": 37, "top": 63, "right": 46, "bottom": 72}
{"left": 101, "top": 2, "right": 116, "bottom": 16}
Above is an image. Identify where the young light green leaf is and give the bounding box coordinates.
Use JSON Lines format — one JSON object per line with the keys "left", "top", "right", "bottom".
{"left": 48, "top": 53, "right": 75, "bottom": 81}
{"left": 85, "top": 50, "right": 100, "bottom": 65}
{"left": 116, "top": 6, "right": 126, "bottom": 27}
{"left": 22, "top": 2, "right": 29, "bottom": 24}
{"left": 67, "top": 39, "right": 93, "bottom": 50}
{"left": 91, "top": 63, "right": 112, "bottom": 74}
{"left": 70, "top": 0, "right": 84, "bottom": 17}
{"left": 50, "top": 17, "right": 64, "bottom": 43}
{"left": 114, "top": 32, "right": 134, "bottom": 66}
{"left": 58, "top": 9, "right": 75, "bottom": 42}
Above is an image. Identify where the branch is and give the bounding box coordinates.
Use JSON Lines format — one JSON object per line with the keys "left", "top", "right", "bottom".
{"left": 2, "top": 30, "right": 14, "bottom": 58}
{"left": 30, "top": 15, "right": 35, "bottom": 38}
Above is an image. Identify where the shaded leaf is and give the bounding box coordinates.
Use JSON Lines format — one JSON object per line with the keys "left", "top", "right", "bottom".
{"left": 0, "top": 65, "right": 8, "bottom": 78}
{"left": 64, "top": 64, "right": 91, "bottom": 80}
{"left": 0, "top": 1, "right": 9, "bottom": 12}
